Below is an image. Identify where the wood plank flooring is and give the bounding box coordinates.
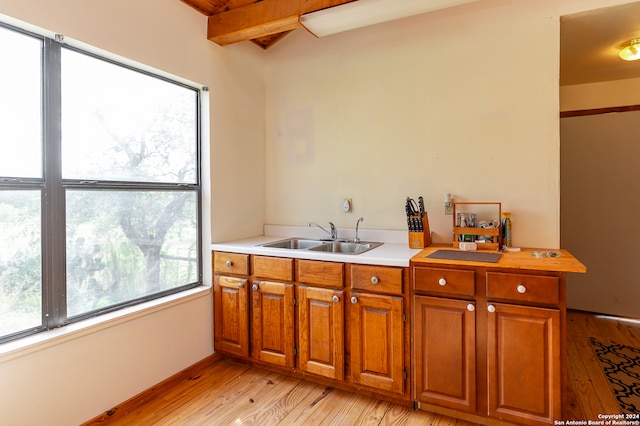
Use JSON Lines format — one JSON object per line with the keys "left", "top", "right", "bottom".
{"left": 84, "top": 310, "right": 640, "bottom": 425}
{"left": 565, "top": 310, "right": 640, "bottom": 420}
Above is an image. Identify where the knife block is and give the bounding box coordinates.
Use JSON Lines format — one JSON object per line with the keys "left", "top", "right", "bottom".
{"left": 408, "top": 214, "right": 431, "bottom": 249}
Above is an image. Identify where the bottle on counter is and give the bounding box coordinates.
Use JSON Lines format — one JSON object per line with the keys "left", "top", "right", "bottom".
{"left": 502, "top": 212, "right": 512, "bottom": 247}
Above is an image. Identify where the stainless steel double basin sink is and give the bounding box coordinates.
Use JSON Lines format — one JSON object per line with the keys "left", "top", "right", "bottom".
{"left": 259, "top": 238, "right": 383, "bottom": 255}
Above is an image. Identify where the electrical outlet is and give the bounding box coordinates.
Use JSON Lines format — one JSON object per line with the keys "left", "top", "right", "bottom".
{"left": 444, "top": 193, "right": 454, "bottom": 215}
{"left": 343, "top": 198, "right": 352, "bottom": 213}
{"left": 445, "top": 202, "right": 454, "bottom": 215}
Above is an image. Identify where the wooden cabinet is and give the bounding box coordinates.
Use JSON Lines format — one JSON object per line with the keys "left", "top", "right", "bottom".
{"left": 413, "top": 295, "right": 476, "bottom": 412}
{"left": 413, "top": 266, "right": 475, "bottom": 297}
{"left": 214, "top": 252, "right": 249, "bottom": 276}
{"left": 250, "top": 256, "right": 295, "bottom": 367}
{"left": 297, "top": 259, "right": 344, "bottom": 288}
{"left": 213, "top": 275, "right": 249, "bottom": 357}
{"left": 411, "top": 262, "right": 568, "bottom": 426}
{"left": 251, "top": 280, "right": 295, "bottom": 367}
{"left": 349, "top": 264, "right": 405, "bottom": 395}
{"left": 485, "top": 270, "right": 563, "bottom": 423}
{"left": 412, "top": 266, "right": 477, "bottom": 412}
{"left": 487, "top": 302, "right": 560, "bottom": 424}
{"left": 351, "top": 264, "right": 403, "bottom": 295}
{"left": 298, "top": 285, "right": 344, "bottom": 380}
{"left": 349, "top": 291, "right": 404, "bottom": 394}
{"left": 213, "top": 252, "right": 251, "bottom": 358}
{"left": 213, "top": 250, "right": 409, "bottom": 402}
{"left": 297, "top": 259, "right": 345, "bottom": 380}
{"left": 486, "top": 271, "right": 560, "bottom": 306}
{"left": 253, "top": 255, "right": 294, "bottom": 282}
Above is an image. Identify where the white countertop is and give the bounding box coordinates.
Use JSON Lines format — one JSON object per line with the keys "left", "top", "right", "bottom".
{"left": 210, "top": 225, "right": 421, "bottom": 267}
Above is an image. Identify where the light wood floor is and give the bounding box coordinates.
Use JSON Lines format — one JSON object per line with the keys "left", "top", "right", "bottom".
{"left": 565, "top": 310, "right": 640, "bottom": 420}
{"left": 84, "top": 310, "right": 640, "bottom": 425}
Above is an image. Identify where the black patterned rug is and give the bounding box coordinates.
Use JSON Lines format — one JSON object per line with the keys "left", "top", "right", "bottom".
{"left": 590, "top": 337, "right": 640, "bottom": 414}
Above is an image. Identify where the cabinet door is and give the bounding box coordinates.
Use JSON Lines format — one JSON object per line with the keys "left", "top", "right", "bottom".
{"left": 350, "top": 291, "right": 404, "bottom": 394}
{"left": 487, "top": 303, "right": 560, "bottom": 424}
{"left": 251, "top": 280, "right": 295, "bottom": 367}
{"left": 298, "top": 286, "right": 344, "bottom": 380}
{"left": 413, "top": 295, "right": 476, "bottom": 412}
{"left": 214, "top": 275, "right": 249, "bottom": 357}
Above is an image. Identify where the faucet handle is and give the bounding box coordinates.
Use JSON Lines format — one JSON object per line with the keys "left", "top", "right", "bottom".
{"left": 328, "top": 222, "right": 337, "bottom": 239}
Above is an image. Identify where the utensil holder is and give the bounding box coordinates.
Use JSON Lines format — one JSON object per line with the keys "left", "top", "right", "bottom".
{"left": 408, "top": 214, "right": 431, "bottom": 249}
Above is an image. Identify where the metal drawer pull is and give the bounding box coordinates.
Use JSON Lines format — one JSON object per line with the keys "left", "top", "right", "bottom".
{"left": 517, "top": 284, "right": 527, "bottom": 294}
{"left": 252, "top": 284, "right": 259, "bottom": 291}
{"left": 438, "top": 277, "right": 447, "bottom": 286}
{"left": 332, "top": 295, "right": 340, "bottom": 303}
{"left": 371, "top": 276, "right": 379, "bottom": 284}
{"left": 238, "top": 282, "right": 244, "bottom": 289}
{"left": 350, "top": 296, "right": 358, "bottom": 304}
{"left": 225, "top": 260, "right": 232, "bottom": 267}
{"left": 467, "top": 303, "right": 475, "bottom": 312}
{"left": 487, "top": 304, "right": 496, "bottom": 313}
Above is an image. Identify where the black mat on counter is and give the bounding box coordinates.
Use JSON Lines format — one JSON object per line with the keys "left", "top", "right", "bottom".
{"left": 426, "top": 250, "right": 502, "bottom": 263}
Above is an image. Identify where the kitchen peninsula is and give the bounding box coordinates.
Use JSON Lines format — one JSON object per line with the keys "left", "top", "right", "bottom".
{"left": 411, "top": 246, "right": 586, "bottom": 425}
{"left": 211, "top": 228, "right": 586, "bottom": 425}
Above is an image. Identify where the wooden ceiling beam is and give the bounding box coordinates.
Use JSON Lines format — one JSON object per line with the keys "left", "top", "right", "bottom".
{"left": 180, "top": 0, "right": 257, "bottom": 16}
{"left": 207, "top": 0, "right": 355, "bottom": 46}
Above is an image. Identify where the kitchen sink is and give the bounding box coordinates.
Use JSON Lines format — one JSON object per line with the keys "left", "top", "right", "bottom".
{"left": 260, "top": 238, "right": 325, "bottom": 250}
{"left": 308, "top": 241, "right": 383, "bottom": 255}
{"left": 259, "top": 238, "right": 383, "bottom": 255}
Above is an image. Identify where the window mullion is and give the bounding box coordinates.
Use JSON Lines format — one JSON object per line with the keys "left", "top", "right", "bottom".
{"left": 42, "top": 37, "right": 67, "bottom": 329}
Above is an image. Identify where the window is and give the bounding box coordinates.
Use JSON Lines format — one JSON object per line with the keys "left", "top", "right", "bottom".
{"left": 0, "top": 23, "right": 202, "bottom": 343}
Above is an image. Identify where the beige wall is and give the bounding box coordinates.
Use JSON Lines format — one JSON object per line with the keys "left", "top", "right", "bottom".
{"left": 264, "top": 0, "right": 636, "bottom": 248}
{"left": 561, "top": 77, "right": 640, "bottom": 111}
{"left": 561, "top": 111, "right": 640, "bottom": 318}
{"left": 0, "top": 0, "right": 265, "bottom": 425}
{"left": 561, "top": 77, "right": 640, "bottom": 318}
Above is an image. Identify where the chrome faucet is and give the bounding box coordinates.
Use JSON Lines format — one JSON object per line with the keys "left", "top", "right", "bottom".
{"left": 308, "top": 222, "right": 337, "bottom": 240}
{"left": 353, "top": 217, "right": 364, "bottom": 243}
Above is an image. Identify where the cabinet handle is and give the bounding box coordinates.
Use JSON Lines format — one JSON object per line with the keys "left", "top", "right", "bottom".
{"left": 517, "top": 284, "right": 527, "bottom": 294}
{"left": 467, "top": 303, "right": 475, "bottom": 312}
{"left": 225, "top": 260, "right": 232, "bottom": 267}
{"left": 350, "top": 296, "right": 358, "bottom": 304}
{"left": 332, "top": 295, "right": 340, "bottom": 303}
{"left": 252, "top": 284, "right": 259, "bottom": 291}
{"left": 487, "top": 304, "right": 496, "bottom": 313}
{"left": 371, "top": 276, "right": 379, "bottom": 284}
{"left": 238, "top": 282, "right": 244, "bottom": 289}
{"left": 438, "top": 277, "right": 447, "bottom": 286}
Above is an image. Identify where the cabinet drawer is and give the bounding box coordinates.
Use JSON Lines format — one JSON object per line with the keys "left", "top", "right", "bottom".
{"left": 351, "top": 264, "right": 403, "bottom": 295}
{"left": 213, "top": 252, "right": 249, "bottom": 276}
{"left": 413, "top": 267, "right": 475, "bottom": 297}
{"left": 252, "top": 256, "right": 294, "bottom": 281}
{"left": 297, "top": 260, "right": 344, "bottom": 288}
{"left": 486, "top": 272, "right": 559, "bottom": 306}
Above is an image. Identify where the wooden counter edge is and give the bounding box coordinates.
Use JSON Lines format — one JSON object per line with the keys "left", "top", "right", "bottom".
{"left": 410, "top": 245, "right": 587, "bottom": 274}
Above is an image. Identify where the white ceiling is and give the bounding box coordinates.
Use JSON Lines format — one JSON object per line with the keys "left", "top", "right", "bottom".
{"left": 560, "top": 1, "right": 640, "bottom": 86}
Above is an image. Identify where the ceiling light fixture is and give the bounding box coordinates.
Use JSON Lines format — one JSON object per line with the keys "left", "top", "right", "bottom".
{"left": 619, "top": 38, "right": 640, "bottom": 61}
{"left": 300, "top": 0, "right": 478, "bottom": 38}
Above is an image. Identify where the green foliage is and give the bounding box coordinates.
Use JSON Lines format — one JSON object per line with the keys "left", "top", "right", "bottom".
{"left": 0, "top": 191, "right": 42, "bottom": 336}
